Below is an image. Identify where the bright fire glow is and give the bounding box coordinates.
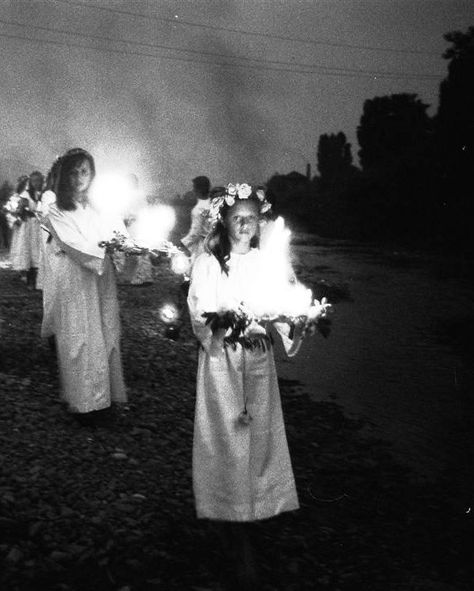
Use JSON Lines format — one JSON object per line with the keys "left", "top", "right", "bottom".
{"left": 89, "top": 172, "right": 140, "bottom": 217}
{"left": 129, "top": 205, "right": 176, "bottom": 249}
{"left": 170, "top": 252, "right": 191, "bottom": 275}
{"left": 159, "top": 303, "right": 179, "bottom": 324}
{"left": 244, "top": 216, "right": 313, "bottom": 318}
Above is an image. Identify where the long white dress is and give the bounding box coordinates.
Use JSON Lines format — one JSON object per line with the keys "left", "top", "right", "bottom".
{"left": 42, "top": 203, "right": 127, "bottom": 413}
{"left": 8, "top": 192, "right": 42, "bottom": 271}
{"left": 187, "top": 250, "right": 301, "bottom": 521}
{"left": 36, "top": 190, "right": 57, "bottom": 290}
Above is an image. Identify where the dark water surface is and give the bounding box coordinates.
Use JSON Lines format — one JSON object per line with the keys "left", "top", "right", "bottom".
{"left": 275, "top": 243, "right": 474, "bottom": 479}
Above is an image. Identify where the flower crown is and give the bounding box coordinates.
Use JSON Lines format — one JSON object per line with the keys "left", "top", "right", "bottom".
{"left": 208, "top": 183, "right": 272, "bottom": 227}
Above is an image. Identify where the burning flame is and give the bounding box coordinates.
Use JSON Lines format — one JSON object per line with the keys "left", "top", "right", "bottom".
{"left": 89, "top": 172, "right": 140, "bottom": 217}
{"left": 244, "top": 216, "right": 313, "bottom": 318}
{"left": 129, "top": 205, "right": 176, "bottom": 249}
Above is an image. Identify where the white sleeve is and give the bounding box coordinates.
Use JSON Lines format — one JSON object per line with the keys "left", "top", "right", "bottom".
{"left": 273, "top": 321, "right": 304, "bottom": 358}
{"left": 187, "top": 253, "right": 226, "bottom": 355}
{"left": 181, "top": 207, "right": 206, "bottom": 249}
{"left": 44, "top": 206, "right": 106, "bottom": 274}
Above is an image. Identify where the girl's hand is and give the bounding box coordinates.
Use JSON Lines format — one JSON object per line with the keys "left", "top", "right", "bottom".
{"left": 293, "top": 316, "right": 317, "bottom": 340}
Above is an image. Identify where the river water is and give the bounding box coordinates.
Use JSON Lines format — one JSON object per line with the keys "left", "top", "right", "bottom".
{"left": 274, "top": 240, "right": 474, "bottom": 480}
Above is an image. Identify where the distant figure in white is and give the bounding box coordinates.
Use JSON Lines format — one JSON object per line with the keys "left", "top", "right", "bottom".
{"left": 181, "top": 175, "right": 211, "bottom": 263}
{"left": 6, "top": 171, "right": 44, "bottom": 289}
{"left": 41, "top": 148, "right": 127, "bottom": 425}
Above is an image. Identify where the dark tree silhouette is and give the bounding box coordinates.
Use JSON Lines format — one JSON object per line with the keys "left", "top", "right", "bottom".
{"left": 317, "top": 132, "right": 353, "bottom": 182}
{"left": 311, "top": 133, "right": 365, "bottom": 238}
{"left": 357, "top": 94, "right": 432, "bottom": 173}
{"left": 355, "top": 94, "right": 435, "bottom": 241}
{"left": 435, "top": 26, "right": 474, "bottom": 246}
{"left": 266, "top": 171, "right": 312, "bottom": 225}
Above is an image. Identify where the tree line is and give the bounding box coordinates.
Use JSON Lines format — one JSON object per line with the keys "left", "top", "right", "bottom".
{"left": 267, "top": 26, "right": 474, "bottom": 253}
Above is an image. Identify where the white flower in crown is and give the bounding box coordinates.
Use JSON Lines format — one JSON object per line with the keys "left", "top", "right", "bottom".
{"left": 224, "top": 195, "right": 235, "bottom": 206}
{"left": 260, "top": 201, "right": 272, "bottom": 213}
{"left": 237, "top": 183, "right": 252, "bottom": 199}
{"left": 256, "top": 189, "right": 265, "bottom": 202}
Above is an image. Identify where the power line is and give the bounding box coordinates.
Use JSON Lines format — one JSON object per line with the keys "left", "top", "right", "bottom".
{"left": 0, "top": 29, "right": 439, "bottom": 80}
{"left": 0, "top": 19, "right": 441, "bottom": 80}
{"left": 0, "top": 30, "right": 340, "bottom": 76}
{"left": 47, "top": 0, "right": 440, "bottom": 57}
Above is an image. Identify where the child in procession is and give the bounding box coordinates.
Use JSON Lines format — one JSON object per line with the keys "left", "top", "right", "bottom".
{"left": 41, "top": 148, "right": 128, "bottom": 425}
{"left": 7, "top": 171, "right": 44, "bottom": 289}
{"left": 187, "top": 183, "right": 310, "bottom": 587}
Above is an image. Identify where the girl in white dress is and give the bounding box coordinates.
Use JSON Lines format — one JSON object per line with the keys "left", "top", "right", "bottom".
{"left": 42, "top": 149, "right": 127, "bottom": 424}
{"left": 7, "top": 172, "right": 43, "bottom": 288}
{"left": 187, "top": 184, "right": 306, "bottom": 586}
{"left": 5, "top": 176, "right": 29, "bottom": 277}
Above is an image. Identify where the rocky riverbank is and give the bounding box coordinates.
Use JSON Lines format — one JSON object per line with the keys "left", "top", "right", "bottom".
{"left": 0, "top": 253, "right": 471, "bottom": 590}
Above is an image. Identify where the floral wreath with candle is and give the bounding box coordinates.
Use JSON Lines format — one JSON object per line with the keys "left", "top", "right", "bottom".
{"left": 207, "top": 183, "right": 272, "bottom": 228}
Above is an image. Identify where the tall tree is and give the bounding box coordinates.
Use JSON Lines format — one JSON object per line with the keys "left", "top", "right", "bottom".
{"left": 317, "top": 132, "right": 353, "bottom": 182}
{"left": 312, "top": 132, "right": 365, "bottom": 239}
{"left": 435, "top": 26, "right": 474, "bottom": 243}
{"left": 357, "top": 94, "right": 432, "bottom": 174}
{"left": 356, "top": 94, "right": 435, "bottom": 241}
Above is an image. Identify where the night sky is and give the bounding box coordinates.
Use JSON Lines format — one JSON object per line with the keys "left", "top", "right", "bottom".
{"left": 0, "top": 0, "right": 472, "bottom": 195}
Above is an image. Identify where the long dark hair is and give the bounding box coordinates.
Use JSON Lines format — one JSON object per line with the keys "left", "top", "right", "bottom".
{"left": 205, "top": 192, "right": 262, "bottom": 274}
{"left": 44, "top": 157, "right": 62, "bottom": 193}
{"left": 15, "top": 175, "right": 29, "bottom": 194}
{"left": 55, "top": 148, "right": 96, "bottom": 211}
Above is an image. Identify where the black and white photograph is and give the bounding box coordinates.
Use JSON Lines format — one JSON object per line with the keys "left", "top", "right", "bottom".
{"left": 0, "top": 1, "right": 473, "bottom": 590}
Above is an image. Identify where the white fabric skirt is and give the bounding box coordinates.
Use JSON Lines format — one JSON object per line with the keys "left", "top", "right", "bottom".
{"left": 193, "top": 340, "right": 299, "bottom": 521}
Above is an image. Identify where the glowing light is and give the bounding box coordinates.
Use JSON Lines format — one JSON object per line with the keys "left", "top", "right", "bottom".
{"left": 159, "top": 303, "right": 179, "bottom": 324}
{"left": 170, "top": 252, "right": 191, "bottom": 275}
{"left": 246, "top": 216, "right": 310, "bottom": 317}
{"left": 89, "top": 172, "right": 139, "bottom": 217}
{"left": 129, "top": 205, "right": 176, "bottom": 249}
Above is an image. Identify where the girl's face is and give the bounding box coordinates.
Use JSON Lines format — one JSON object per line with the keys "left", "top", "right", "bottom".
{"left": 29, "top": 174, "right": 43, "bottom": 192}
{"left": 224, "top": 200, "right": 259, "bottom": 249}
{"left": 68, "top": 159, "right": 93, "bottom": 196}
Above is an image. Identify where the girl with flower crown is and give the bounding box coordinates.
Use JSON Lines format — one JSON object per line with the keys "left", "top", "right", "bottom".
{"left": 41, "top": 148, "right": 127, "bottom": 424}
{"left": 187, "top": 183, "right": 307, "bottom": 581}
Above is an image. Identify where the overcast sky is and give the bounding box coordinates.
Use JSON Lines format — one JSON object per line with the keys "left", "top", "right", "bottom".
{"left": 0, "top": 0, "right": 472, "bottom": 196}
